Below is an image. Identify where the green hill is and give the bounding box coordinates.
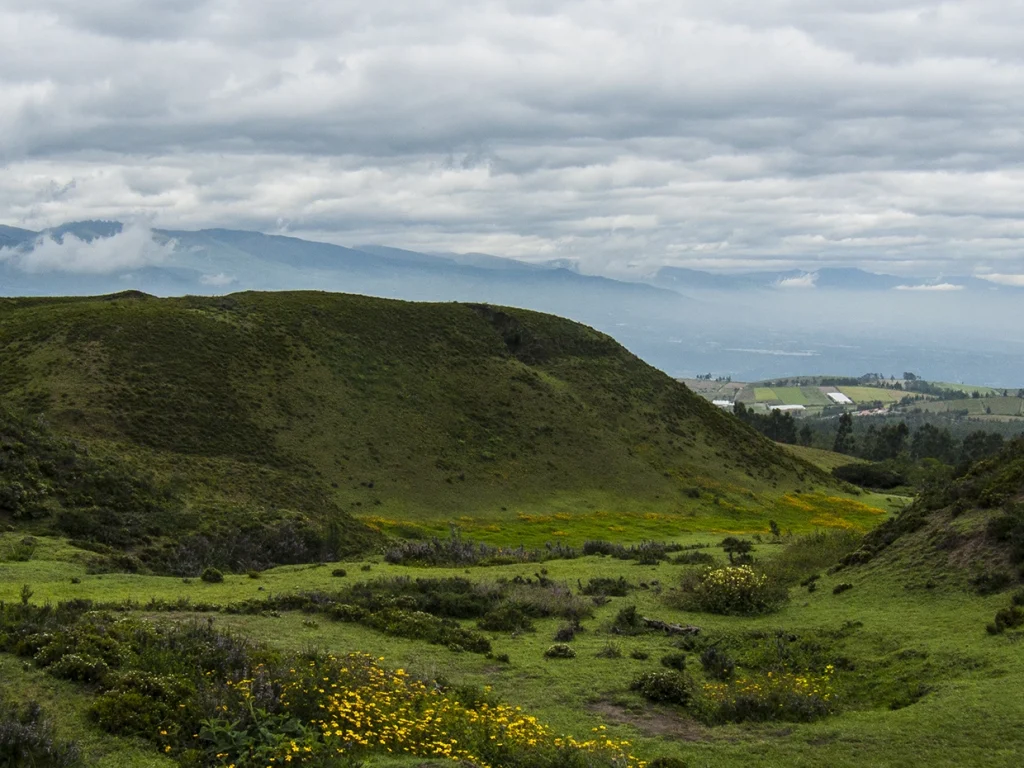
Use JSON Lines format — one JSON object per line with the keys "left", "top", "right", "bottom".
{"left": 841, "top": 437, "right": 1024, "bottom": 591}
{"left": 0, "top": 291, "right": 849, "bottom": 565}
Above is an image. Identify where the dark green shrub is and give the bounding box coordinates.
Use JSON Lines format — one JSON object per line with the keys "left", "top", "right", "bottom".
{"left": 247, "top": 570, "right": 260, "bottom": 579}
{"left": 611, "top": 605, "right": 645, "bottom": 635}
{"left": 553, "top": 624, "right": 577, "bottom": 642}
{"left": 699, "top": 647, "right": 735, "bottom": 681}
{"left": 650, "top": 758, "right": 689, "bottom": 768}
{"left": 331, "top": 568, "right": 347, "bottom": 577}
{"left": 89, "top": 691, "right": 172, "bottom": 737}
{"left": 200, "top": 567, "right": 224, "bottom": 584}
{"left": 478, "top": 604, "right": 535, "bottom": 633}
{"left": 544, "top": 643, "right": 576, "bottom": 659}
{"left": 630, "top": 650, "right": 650, "bottom": 660}
{"left": 48, "top": 654, "right": 109, "bottom": 684}
{"left": 630, "top": 671, "right": 691, "bottom": 706}
{"left": 832, "top": 583, "right": 853, "bottom": 595}
{"left": 581, "top": 577, "right": 632, "bottom": 596}
{"left": 972, "top": 571, "right": 1012, "bottom": 595}
{"left": 660, "top": 652, "right": 687, "bottom": 671}
{"left": 0, "top": 698, "right": 81, "bottom": 767}
{"left": 671, "top": 551, "right": 715, "bottom": 566}
{"left": 596, "top": 642, "right": 622, "bottom": 659}
{"left": 987, "top": 605, "right": 1024, "bottom": 634}
{"left": 494, "top": 653, "right": 511, "bottom": 664}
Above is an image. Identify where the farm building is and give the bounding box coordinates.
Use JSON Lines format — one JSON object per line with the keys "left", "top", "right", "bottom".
{"left": 768, "top": 404, "right": 805, "bottom": 412}
{"left": 712, "top": 399, "right": 735, "bottom": 410}
{"left": 826, "top": 392, "right": 853, "bottom": 404}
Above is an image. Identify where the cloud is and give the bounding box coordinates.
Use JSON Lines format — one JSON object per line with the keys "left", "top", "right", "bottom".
{"left": 894, "top": 282, "right": 965, "bottom": 291}
{"left": 776, "top": 273, "right": 818, "bottom": 289}
{"left": 976, "top": 273, "right": 1024, "bottom": 287}
{"left": 0, "top": 222, "right": 175, "bottom": 274}
{"left": 1, "top": 2, "right": 1024, "bottom": 277}
{"left": 199, "top": 272, "right": 237, "bottom": 286}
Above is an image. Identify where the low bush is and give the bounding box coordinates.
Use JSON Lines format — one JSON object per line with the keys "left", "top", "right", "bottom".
{"left": 0, "top": 697, "right": 81, "bottom": 767}
{"left": 610, "top": 605, "right": 646, "bottom": 635}
{"left": 699, "top": 647, "right": 735, "bottom": 682}
{"left": 478, "top": 604, "right": 535, "bottom": 633}
{"left": 331, "top": 568, "right": 347, "bottom": 577}
{"left": 200, "top": 567, "right": 224, "bottom": 584}
{"left": 582, "top": 540, "right": 683, "bottom": 563}
{"left": 832, "top": 583, "right": 853, "bottom": 595}
{"left": 694, "top": 667, "right": 836, "bottom": 724}
{"left": 671, "top": 551, "right": 715, "bottom": 566}
{"left": 660, "top": 652, "right": 687, "bottom": 672}
{"left": 544, "top": 643, "right": 576, "bottom": 659}
{"left": 581, "top": 577, "right": 632, "bottom": 596}
{"left": 595, "top": 642, "right": 622, "bottom": 659}
{"left": 630, "top": 650, "right": 650, "bottom": 660}
{"left": 673, "top": 566, "right": 788, "bottom": 615}
{"left": 630, "top": 671, "right": 691, "bottom": 706}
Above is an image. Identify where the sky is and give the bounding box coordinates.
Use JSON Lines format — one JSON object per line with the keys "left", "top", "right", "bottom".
{"left": 3, "top": 1, "right": 1024, "bottom": 279}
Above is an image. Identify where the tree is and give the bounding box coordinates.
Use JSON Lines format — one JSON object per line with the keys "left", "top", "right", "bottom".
{"left": 910, "top": 424, "right": 956, "bottom": 464}
{"left": 903, "top": 372, "right": 918, "bottom": 381}
{"left": 798, "top": 425, "right": 813, "bottom": 447}
{"left": 720, "top": 537, "right": 754, "bottom": 564}
{"left": 833, "top": 413, "right": 855, "bottom": 454}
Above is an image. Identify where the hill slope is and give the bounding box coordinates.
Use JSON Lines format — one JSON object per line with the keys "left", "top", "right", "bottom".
{"left": 0, "top": 291, "right": 846, "bottom": 543}
{"left": 840, "top": 437, "right": 1024, "bottom": 591}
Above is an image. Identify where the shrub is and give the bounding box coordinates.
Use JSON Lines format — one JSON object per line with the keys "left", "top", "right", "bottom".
{"left": 581, "top": 577, "right": 632, "bottom": 596}
{"left": 695, "top": 667, "right": 836, "bottom": 723}
{"left": 493, "top": 653, "right": 511, "bottom": 664}
{"left": 660, "top": 653, "right": 687, "bottom": 672}
{"left": 247, "top": 570, "right": 261, "bottom": 579}
{"left": 630, "top": 650, "right": 650, "bottom": 660}
{"left": 832, "top": 583, "right": 853, "bottom": 595}
{"left": 331, "top": 568, "right": 347, "bottom": 577}
{"left": 0, "top": 698, "right": 81, "bottom": 767}
{"left": 611, "top": 605, "right": 646, "bottom": 635}
{"left": 671, "top": 551, "right": 715, "bottom": 566}
{"left": 478, "top": 604, "right": 535, "bottom": 633}
{"left": 972, "top": 571, "right": 1012, "bottom": 595}
{"left": 553, "top": 624, "right": 577, "bottom": 642}
{"left": 650, "top": 758, "right": 689, "bottom": 768}
{"left": 48, "top": 654, "right": 109, "bottom": 684}
{"left": 699, "top": 647, "right": 735, "bottom": 682}
{"left": 675, "top": 566, "right": 788, "bottom": 615}
{"left": 200, "top": 567, "right": 224, "bottom": 584}
{"left": 630, "top": 671, "right": 691, "bottom": 706}
{"left": 987, "top": 604, "right": 1024, "bottom": 634}
{"left": 544, "top": 643, "right": 576, "bottom": 659}
{"left": 596, "top": 642, "right": 622, "bottom": 659}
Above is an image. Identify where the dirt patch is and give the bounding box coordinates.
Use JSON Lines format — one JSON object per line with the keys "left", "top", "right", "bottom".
{"left": 586, "top": 700, "right": 709, "bottom": 741}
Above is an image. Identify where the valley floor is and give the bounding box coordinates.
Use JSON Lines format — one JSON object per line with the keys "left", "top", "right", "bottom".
{"left": 2, "top": 533, "right": 1022, "bottom": 767}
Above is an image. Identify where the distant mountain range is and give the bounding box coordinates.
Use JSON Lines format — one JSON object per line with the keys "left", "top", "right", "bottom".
{"left": 0, "top": 220, "right": 1016, "bottom": 302}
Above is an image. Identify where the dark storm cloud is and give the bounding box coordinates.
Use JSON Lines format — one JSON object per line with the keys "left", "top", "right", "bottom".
{"left": 2, "top": 0, "right": 1024, "bottom": 277}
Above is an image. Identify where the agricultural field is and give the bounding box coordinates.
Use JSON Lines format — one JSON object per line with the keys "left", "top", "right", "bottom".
{"left": 835, "top": 386, "right": 906, "bottom": 405}
{"left": 905, "top": 396, "right": 1024, "bottom": 418}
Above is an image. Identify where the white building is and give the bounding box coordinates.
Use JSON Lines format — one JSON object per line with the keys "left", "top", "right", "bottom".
{"left": 826, "top": 392, "right": 853, "bottom": 405}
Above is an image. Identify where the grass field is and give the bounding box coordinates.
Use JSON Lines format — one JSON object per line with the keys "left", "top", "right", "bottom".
{"left": 2, "top": 525, "right": 1021, "bottom": 768}
{"left": 837, "top": 386, "right": 905, "bottom": 404}
{"left": 769, "top": 387, "right": 809, "bottom": 405}
{"left": 908, "top": 396, "right": 1024, "bottom": 417}
{"left": 776, "top": 443, "right": 869, "bottom": 472}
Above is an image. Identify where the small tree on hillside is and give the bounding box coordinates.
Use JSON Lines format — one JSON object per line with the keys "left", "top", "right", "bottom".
{"left": 833, "top": 413, "right": 855, "bottom": 455}
{"left": 720, "top": 537, "right": 754, "bottom": 564}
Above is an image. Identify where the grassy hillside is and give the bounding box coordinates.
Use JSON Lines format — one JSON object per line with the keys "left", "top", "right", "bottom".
{"left": 0, "top": 291, "right": 858, "bottom": 554}
{"left": 840, "top": 437, "right": 1024, "bottom": 591}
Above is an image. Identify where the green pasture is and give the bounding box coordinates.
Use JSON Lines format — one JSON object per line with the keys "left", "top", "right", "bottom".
{"left": 2, "top": 531, "right": 1021, "bottom": 768}
{"left": 837, "top": 386, "right": 904, "bottom": 404}
{"left": 910, "top": 396, "right": 1024, "bottom": 417}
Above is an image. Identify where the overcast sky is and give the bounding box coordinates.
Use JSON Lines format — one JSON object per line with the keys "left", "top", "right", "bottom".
{"left": 3, "top": 0, "right": 1024, "bottom": 277}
